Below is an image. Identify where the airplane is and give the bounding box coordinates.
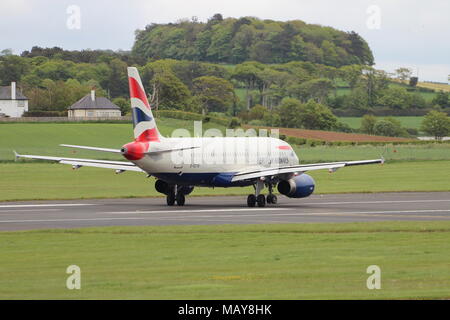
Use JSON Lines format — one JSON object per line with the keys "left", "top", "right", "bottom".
{"left": 15, "top": 67, "right": 384, "bottom": 207}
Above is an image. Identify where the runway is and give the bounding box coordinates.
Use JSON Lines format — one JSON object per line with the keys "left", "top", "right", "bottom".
{"left": 1, "top": 192, "right": 450, "bottom": 231}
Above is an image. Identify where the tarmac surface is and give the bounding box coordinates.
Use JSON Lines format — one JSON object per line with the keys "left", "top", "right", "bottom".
{"left": 1, "top": 192, "right": 450, "bottom": 231}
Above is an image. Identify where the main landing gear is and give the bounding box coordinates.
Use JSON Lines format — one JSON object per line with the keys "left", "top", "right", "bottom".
{"left": 247, "top": 179, "right": 277, "bottom": 207}
{"left": 166, "top": 185, "right": 186, "bottom": 206}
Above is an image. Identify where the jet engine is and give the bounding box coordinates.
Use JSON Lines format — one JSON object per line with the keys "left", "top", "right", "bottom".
{"left": 277, "top": 174, "right": 315, "bottom": 198}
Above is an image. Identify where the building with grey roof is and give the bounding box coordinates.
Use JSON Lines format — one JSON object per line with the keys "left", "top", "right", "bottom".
{"left": 0, "top": 82, "right": 29, "bottom": 117}
{"left": 68, "top": 90, "right": 121, "bottom": 118}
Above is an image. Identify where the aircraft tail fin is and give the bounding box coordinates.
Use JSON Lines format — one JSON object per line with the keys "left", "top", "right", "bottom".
{"left": 127, "top": 67, "right": 161, "bottom": 142}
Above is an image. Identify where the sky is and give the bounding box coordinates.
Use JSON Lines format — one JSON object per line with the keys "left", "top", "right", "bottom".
{"left": 1, "top": 0, "right": 449, "bottom": 82}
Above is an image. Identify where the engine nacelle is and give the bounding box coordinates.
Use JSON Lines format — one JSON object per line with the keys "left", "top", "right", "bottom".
{"left": 277, "top": 174, "right": 315, "bottom": 198}
{"left": 179, "top": 185, "right": 194, "bottom": 195}
{"left": 155, "top": 180, "right": 194, "bottom": 195}
{"left": 155, "top": 179, "right": 169, "bottom": 195}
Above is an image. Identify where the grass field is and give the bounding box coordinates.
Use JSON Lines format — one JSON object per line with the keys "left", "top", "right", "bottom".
{"left": 1, "top": 221, "right": 450, "bottom": 299}
{"left": 388, "top": 82, "right": 437, "bottom": 102}
{"left": 1, "top": 122, "right": 449, "bottom": 201}
{"left": 0, "top": 120, "right": 228, "bottom": 161}
{"left": 4, "top": 122, "right": 450, "bottom": 162}
{"left": 391, "top": 79, "right": 450, "bottom": 93}
{"left": 339, "top": 116, "right": 424, "bottom": 130}
{"left": 1, "top": 160, "right": 449, "bottom": 201}
{"left": 416, "top": 81, "right": 450, "bottom": 93}
{"left": 294, "top": 143, "right": 450, "bottom": 162}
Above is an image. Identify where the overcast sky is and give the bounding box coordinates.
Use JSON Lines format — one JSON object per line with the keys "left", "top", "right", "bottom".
{"left": 1, "top": 0, "right": 449, "bottom": 82}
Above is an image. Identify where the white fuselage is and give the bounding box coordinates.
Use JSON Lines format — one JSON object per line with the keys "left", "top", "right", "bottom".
{"left": 130, "top": 136, "right": 299, "bottom": 186}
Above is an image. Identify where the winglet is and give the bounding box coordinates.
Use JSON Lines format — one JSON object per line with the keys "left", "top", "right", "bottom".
{"left": 381, "top": 156, "right": 385, "bottom": 165}
{"left": 13, "top": 150, "right": 20, "bottom": 161}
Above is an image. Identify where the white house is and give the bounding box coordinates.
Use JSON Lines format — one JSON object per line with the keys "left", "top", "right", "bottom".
{"left": 0, "top": 82, "right": 29, "bottom": 117}
{"left": 68, "top": 90, "right": 121, "bottom": 118}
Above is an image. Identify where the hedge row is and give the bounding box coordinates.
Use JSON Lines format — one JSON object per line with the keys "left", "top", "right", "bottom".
{"left": 284, "top": 135, "right": 450, "bottom": 147}
{"left": 23, "top": 111, "right": 68, "bottom": 117}
{"left": 154, "top": 110, "right": 240, "bottom": 128}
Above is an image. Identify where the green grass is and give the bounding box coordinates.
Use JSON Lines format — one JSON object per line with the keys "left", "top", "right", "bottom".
{"left": 338, "top": 116, "right": 425, "bottom": 130}
{"left": 2, "top": 221, "right": 450, "bottom": 299}
{"left": 389, "top": 82, "right": 437, "bottom": 102}
{"left": 2, "top": 122, "right": 449, "bottom": 162}
{"left": 0, "top": 120, "right": 229, "bottom": 161}
{"left": 1, "top": 122, "right": 449, "bottom": 201}
{"left": 234, "top": 88, "right": 247, "bottom": 102}
{"left": 294, "top": 143, "right": 450, "bottom": 162}
{"left": 1, "top": 160, "right": 449, "bottom": 201}
{"left": 335, "top": 83, "right": 437, "bottom": 102}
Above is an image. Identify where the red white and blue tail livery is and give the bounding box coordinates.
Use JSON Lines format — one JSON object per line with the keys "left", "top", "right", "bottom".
{"left": 128, "top": 67, "right": 161, "bottom": 142}
{"left": 15, "top": 67, "right": 383, "bottom": 207}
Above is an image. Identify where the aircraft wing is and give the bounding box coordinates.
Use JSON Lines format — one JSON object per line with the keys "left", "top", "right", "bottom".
{"left": 231, "top": 159, "right": 384, "bottom": 182}
{"left": 14, "top": 151, "right": 144, "bottom": 173}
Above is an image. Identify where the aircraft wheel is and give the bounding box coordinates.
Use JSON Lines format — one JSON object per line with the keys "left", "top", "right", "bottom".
{"left": 247, "top": 194, "right": 256, "bottom": 207}
{"left": 271, "top": 195, "right": 277, "bottom": 204}
{"left": 256, "top": 194, "right": 266, "bottom": 207}
{"left": 267, "top": 194, "right": 277, "bottom": 204}
{"left": 166, "top": 192, "right": 175, "bottom": 206}
{"left": 176, "top": 193, "right": 185, "bottom": 206}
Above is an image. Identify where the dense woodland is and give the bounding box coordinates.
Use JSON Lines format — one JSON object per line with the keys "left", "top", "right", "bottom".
{"left": 132, "top": 14, "right": 374, "bottom": 66}
{"left": 1, "top": 15, "right": 449, "bottom": 137}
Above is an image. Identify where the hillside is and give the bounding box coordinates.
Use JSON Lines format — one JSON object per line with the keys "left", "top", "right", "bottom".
{"left": 132, "top": 14, "right": 374, "bottom": 66}
{"left": 391, "top": 78, "right": 450, "bottom": 93}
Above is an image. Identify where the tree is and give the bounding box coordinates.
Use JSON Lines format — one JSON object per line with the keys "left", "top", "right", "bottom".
{"left": 373, "top": 117, "right": 406, "bottom": 137}
{"left": 298, "top": 100, "right": 338, "bottom": 130}
{"left": 152, "top": 71, "right": 191, "bottom": 110}
{"left": 105, "top": 58, "right": 127, "bottom": 98}
{"left": 421, "top": 110, "right": 450, "bottom": 140}
{"left": 292, "top": 78, "right": 334, "bottom": 103}
{"left": 339, "top": 65, "right": 363, "bottom": 89}
{"left": 112, "top": 97, "right": 130, "bottom": 115}
{"left": 208, "top": 13, "right": 224, "bottom": 26}
{"left": 192, "top": 76, "right": 235, "bottom": 113}
{"left": 360, "top": 114, "right": 377, "bottom": 134}
{"left": 0, "top": 49, "right": 13, "bottom": 56}
{"left": 276, "top": 98, "right": 303, "bottom": 128}
{"left": 395, "top": 67, "right": 412, "bottom": 82}
{"left": 248, "top": 104, "right": 269, "bottom": 120}
{"left": 0, "top": 55, "right": 30, "bottom": 85}
{"left": 132, "top": 17, "right": 374, "bottom": 66}
{"left": 373, "top": 120, "right": 399, "bottom": 137}
{"left": 257, "top": 68, "right": 288, "bottom": 108}
{"left": 377, "top": 87, "right": 410, "bottom": 110}
{"left": 346, "top": 31, "right": 374, "bottom": 65}
{"left": 432, "top": 91, "right": 449, "bottom": 108}
{"left": 232, "top": 62, "right": 263, "bottom": 109}
{"left": 321, "top": 40, "right": 339, "bottom": 67}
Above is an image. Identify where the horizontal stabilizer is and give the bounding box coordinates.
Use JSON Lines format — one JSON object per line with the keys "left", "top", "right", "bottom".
{"left": 60, "top": 144, "right": 121, "bottom": 153}
{"left": 13, "top": 151, "right": 143, "bottom": 172}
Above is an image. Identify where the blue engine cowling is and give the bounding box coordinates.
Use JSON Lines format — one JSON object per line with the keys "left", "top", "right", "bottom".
{"left": 277, "top": 174, "right": 315, "bottom": 198}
